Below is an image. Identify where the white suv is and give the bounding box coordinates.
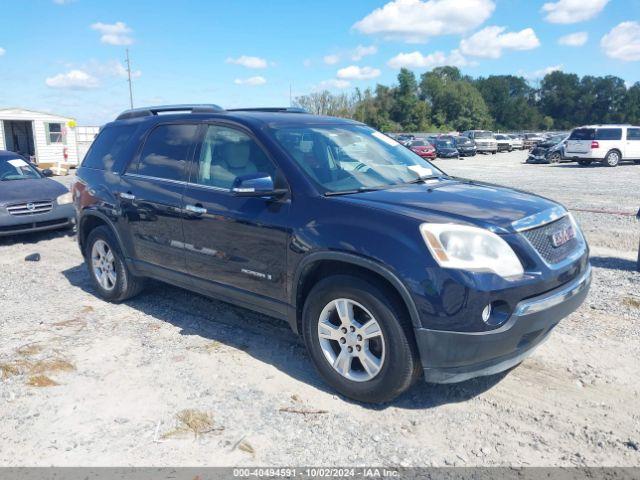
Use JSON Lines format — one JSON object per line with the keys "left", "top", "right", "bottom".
{"left": 564, "top": 125, "right": 640, "bottom": 167}
{"left": 462, "top": 130, "right": 497, "bottom": 154}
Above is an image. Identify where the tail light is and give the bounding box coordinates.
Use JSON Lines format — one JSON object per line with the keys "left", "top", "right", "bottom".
{"left": 591, "top": 141, "right": 599, "bottom": 149}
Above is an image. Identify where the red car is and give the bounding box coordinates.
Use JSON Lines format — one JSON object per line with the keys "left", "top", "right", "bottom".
{"left": 408, "top": 140, "right": 436, "bottom": 159}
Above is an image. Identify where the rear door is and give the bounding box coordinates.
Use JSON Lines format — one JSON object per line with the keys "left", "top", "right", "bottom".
{"left": 181, "top": 123, "right": 291, "bottom": 302}
{"left": 119, "top": 123, "right": 198, "bottom": 273}
{"left": 566, "top": 128, "right": 594, "bottom": 154}
{"left": 626, "top": 128, "right": 640, "bottom": 159}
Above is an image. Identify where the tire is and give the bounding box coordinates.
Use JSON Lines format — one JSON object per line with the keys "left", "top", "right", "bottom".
{"left": 85, "top": 225, "right": 145, "bottom": 302}
{"left": 578, "top": 160, "right": 592, "bottom": 166}
{"left": 491, "top": 151, "right": 496, "bottom": 155}
{"left": 604, "top": 150, "right": 621, "bottom": 167}
{"left": 548, "top": 152, "right": 561, "bottom": 164}
{"left": 302, "top": 275, "right": 420, "bottom": 403}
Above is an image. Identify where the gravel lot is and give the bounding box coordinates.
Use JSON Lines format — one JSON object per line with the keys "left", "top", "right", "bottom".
{"left": 1, "top": 150, "right": 639, "bottom": 467}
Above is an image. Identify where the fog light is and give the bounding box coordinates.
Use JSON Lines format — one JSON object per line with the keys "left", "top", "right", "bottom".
{"left": 482, "top": 304, "right": 492, "bottom": 323}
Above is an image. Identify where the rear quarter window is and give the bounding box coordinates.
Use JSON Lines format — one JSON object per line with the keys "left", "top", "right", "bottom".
{"left": 82, "top": 125, "right": 137, "bottom": 171}
{"left": 595, "top": 128, "right": 622, "bottom": 141}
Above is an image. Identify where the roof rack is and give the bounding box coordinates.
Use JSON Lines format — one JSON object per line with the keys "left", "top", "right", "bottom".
{"left": 226, "top": 107, "right": 308, "bottom": 114}
{"left": 116, "top": 104, "right": 224, "bottom": 121}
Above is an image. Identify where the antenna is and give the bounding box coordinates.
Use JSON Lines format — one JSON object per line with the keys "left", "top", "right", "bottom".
{"left": 125, "top": 48, "right": 134, "bottom": 109}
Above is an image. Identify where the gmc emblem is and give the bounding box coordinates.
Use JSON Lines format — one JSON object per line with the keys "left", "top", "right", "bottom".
{"left": 551, "top": 225, "right": 575, "bottom": 248}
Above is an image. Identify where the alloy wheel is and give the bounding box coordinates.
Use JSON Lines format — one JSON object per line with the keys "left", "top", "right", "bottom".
{"left": 91, "top": 239, "right": 117, "bottom": 291}
{"left": 317, "top": 298, "right": 385, "bottom": 382}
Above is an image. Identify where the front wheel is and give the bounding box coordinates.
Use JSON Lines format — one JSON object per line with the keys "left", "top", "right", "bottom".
{"left": 85, "top": 226, "right": 145, "bottom": 302}
{"left": 604, "top": 150, "right": 620, "bottom": 167}
{"left": 302, "top": 275, "right": 420, "bottom": 403}
{"left": 548, "top": 152, "right": 561, "bottom": 164}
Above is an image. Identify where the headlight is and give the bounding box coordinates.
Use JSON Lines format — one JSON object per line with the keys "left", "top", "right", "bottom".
{"left": 420, "top": 223, "right": 524, "bottom": 278}
{"left": 56, "top": 192, "right": 73, "bottom": 205}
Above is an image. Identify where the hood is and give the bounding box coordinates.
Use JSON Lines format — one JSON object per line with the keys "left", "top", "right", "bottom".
{"left": 0, "top": 178, "right": 68, "bottom": 206}
{"left": 334, "top": 178, "right": 560, "bottom": 233}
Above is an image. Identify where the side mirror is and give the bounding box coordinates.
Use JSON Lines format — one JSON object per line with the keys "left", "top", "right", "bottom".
{"left": 41, "top": 169, "right": 54, "bottom": 177}
{"left": 231, "top": 173, "right": 286, "bottom": 198}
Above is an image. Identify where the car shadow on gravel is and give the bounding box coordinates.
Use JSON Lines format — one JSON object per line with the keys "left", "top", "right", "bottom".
{"left": 62, "top": 263, "right": 507, "bottom": 410}
{"left": 0, "top": 227, "right": 75, "bottom": 246}
{"left": 590, "top": 255, "right": 638, "bottom": 272}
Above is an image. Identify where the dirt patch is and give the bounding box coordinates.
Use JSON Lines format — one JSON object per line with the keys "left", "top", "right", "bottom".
{"left": 26, "top": 375, "right": 59, "bottom": 387}
{"left": 161, "top": 409, "right": 224, "bottom": 439}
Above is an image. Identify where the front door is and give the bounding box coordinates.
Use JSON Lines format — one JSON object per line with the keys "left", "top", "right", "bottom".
{"left": 181, "top": 123, "right": 290, "bottom": 302}
{"left": 119, "top": 123, "right": 198, "bottom": 273}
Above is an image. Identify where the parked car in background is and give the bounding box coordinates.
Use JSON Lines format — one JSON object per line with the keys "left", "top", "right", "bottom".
{"left": 73, "top": 104, "right": 591, "bottom": 403}
{"left": 0, "top": 150, "right": 75, "bottom": 236}
{"left": 564, "top": 125, "right": 640, "bottom": 167}
{"left": 454, "top": 136, "right": 477, "bottom": 157}
{"left": 396, "top": 134, "right": 415, "bottom": 146}
{"left": 434, "top": 137, "right": 459, "bottom": 158}
{"left": 508, "top": 135, "right": 524, "bottom": 150}
{"left": 462, "top": 130, "right": 497, "bottom": 154}
{"left": 523, "top": 133, "right": 544, "bottom": 149}
{"left": 408, "top": 139, "right": 436, "bottom": 159}
{"left": 526, "top": 134, "right": 568, "bottom": 164}
{"left": 495, "top": 134, "right": 512, "bottom": 152}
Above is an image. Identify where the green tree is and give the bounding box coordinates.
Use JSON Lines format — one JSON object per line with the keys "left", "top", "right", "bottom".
{"left": 474, "top": 75, "right": 540, "bottom": 130}
{"left": 538, "top": 71, "right": 581, "bottom": 129}
{"left": 390, "top": 69, "right": 431, "bottom": 131}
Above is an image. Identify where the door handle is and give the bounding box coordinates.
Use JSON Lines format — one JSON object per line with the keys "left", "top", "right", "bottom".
{"left": 119, "top": 192, "right": 135, "bottom": 200}
{"left": 185, "top": 204, "right": 207, "bottom": 215}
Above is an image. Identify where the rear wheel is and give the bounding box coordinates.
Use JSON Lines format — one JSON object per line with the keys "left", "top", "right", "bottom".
{"left": 85, "top": 226, "right": 145, "bottom": 302}
{"left": 302, "top": 275, "right": 420, "bottom": 403}
{"left": 604, "top": 150, "right": 621, "bottom": 167}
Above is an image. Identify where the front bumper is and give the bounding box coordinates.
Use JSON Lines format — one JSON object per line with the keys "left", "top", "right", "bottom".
{"left": 0, "top": 204, "right": 75, "bottom": 236}
{"left": 416, "top": 265, "right": 592, "bottom": 383}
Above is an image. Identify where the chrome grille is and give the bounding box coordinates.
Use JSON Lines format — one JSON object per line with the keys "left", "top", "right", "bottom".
{"left": 6, "top": 201, "right": 53, "bottom": 216}
{"left": 521, "top": 215, "right": 580, "bottom": 265}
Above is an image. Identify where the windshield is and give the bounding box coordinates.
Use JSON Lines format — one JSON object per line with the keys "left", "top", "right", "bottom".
{"left": 474, "top": 131, "right": 494, "bottom": 139}
{"left": 436, "top": 138, "right": 455, "bottom": 147}
{"left": 455, "top": 137, "right": 472, "bottom": 145}
{"left": 0, "top": 157, "right": 41, "bottom": 181}
{"left": 269, "top": 125, "right": 444, "bottom": 194}
{"left": 411, "top": 140, "right": 428, "bottom": 147}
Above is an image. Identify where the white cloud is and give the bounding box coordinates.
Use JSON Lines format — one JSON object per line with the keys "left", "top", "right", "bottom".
{"left": 524, "top": 64, "right": 563, "bottom": 80}
{"left": 387, "top": 49, "right": 471, "bottom": 69}
{"left": 336, "top": 65, "right": 381, "bottom": 80}
{"left": 226, "top": 55, "right": 268, "bottom": 69}
{"left": 90, "top": 59, "right": 141, "bottom": 79}
{"left": 91, "top": 21, "right": 134, "bottom": 46}
{"left": 459, "top": 26, "right": 540, "bottom": 58}
{"left": 234, "top": 76, "right": 267, "bottom": 86}
{"left": 351, "top": 45, "right": 378, "bottom": 61}
{"left": 558, "top": 32, "right": 588, "bottom": 46}
{"left": 601, "top": 21, "right": 640, "bottom": 62}
{"left": 353, "top": 0, "right": 495, "bottom": 43}
{"left": 0, "top": 47, "right": 5, "bottom": 56}
{"left": 323, "top": 54, "right": 341, "bottom": 65}
{"left": 318, "top": 79, "right": 351, "bottom": 90}
{"left": 541, "top": 0, "right": 609, "bottom": 24}
{"left": 45, "top": 70, "right": 100, "bottom": 89}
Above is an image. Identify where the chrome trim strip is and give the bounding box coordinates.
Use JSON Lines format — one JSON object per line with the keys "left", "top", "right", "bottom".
{"left": 511, "top": 205, "right": 568, "bottom": 232}
{"left": 515, "top": 265, "right": 592, "bottom": 316}
{"left": 123, "top": 173, "right": 230, "bottom": 193}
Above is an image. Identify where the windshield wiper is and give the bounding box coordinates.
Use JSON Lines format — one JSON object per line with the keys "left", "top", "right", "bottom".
{"left": 324, "top": 186, "right": 388, "bottom": 196}
{"left": 404, "top": 174, "right": 445, "bottom": 184}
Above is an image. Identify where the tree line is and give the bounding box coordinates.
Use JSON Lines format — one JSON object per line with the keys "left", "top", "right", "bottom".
{"left": 294, "top": 66, "right": 640, "bottom": 133}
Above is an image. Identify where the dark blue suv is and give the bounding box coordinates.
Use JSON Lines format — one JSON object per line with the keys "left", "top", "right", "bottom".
{"left": 73, "top": 105, "right": 591, "bottom": 403}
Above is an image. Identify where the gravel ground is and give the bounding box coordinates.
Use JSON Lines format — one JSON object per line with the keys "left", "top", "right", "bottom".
{"left": 1, "top": 150, "right": 639, "bottom": 467}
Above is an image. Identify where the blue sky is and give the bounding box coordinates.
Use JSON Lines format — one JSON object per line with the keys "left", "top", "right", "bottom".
{"left": 0, "top": 0, "right": 638, "bottom": 125}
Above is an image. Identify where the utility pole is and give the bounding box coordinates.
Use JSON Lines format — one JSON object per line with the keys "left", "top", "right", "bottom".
{"left": 289, "top": 83, "right": 292, "bottom": 107}
{"left": 125, "top": 48, "right": 134, "bottom": 109}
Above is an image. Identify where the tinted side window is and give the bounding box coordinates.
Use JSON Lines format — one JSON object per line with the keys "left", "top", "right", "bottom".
{"left": 137, "top": 124, "right": 197, "bottom": 181}
{"left": 569, "top": 128, "right": 595, "bottom": 140}
{"left": 627, "top": 128, "right": 640, "bottom": 140}
{"left": 195, "top": 125, "right": 276, "bottom": 189}
{"left": 595, "top": 128, "right": 622, "bottom": 140}
{"left": 82, "top": 125, "right": 136, "bottom": 171}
